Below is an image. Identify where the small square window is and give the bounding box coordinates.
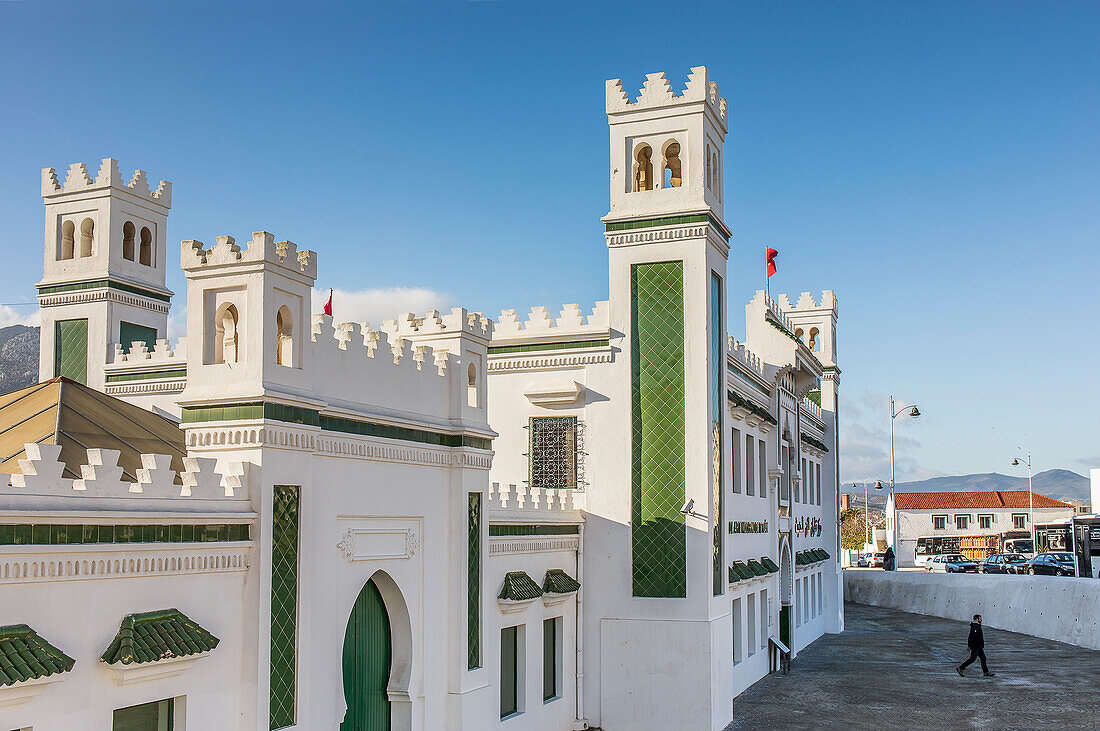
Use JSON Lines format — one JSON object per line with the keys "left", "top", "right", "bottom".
{"left": 1013, "top": 514, "right": 1027, "bottom": 530}
{"left": 955, "top": 515, "right": 970, "bottom": 530}
{"left": 932, "top": 515, "right": 946, "bottom": 531}
{"left": 978, "top": 515, "right": 992, "bottom": 530}
{"left": 529, "top": 417, "right": 578, "bottom": 489}
{"left": 113, "top": 698, "right": 174, "bottom": 730}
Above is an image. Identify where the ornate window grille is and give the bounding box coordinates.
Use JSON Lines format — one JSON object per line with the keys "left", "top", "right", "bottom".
{"left": 528, "top": 416, "right": 579, "bottom": 489}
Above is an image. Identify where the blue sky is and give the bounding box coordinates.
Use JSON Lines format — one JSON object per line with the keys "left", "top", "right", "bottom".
{"left": 1, "top": 1, "right": 1098, "bottom": 483}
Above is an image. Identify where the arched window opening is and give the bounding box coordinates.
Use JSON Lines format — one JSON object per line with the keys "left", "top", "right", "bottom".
{"left": 276, "top": 305, "right": 294, "bottom": 366}
{"left": 122, "top": 221, "right": 136, "bottom": 261}
{"left": 633, "top": 144, "right": 653, "bottom": 192}
{"left": 711, "top": 152, "right": 719, "bottom": 193}
{"left": 716, "top": 151, "right": 723, "bottom": 200}
{"left": 663, "top": 141, "right": 682, "bottom": 188}
{"left": 808, "top": 327, "right": 820, "bottom": 352}
{"left": 794, "top": 328, "right": 804, "bottom": 342}
{"left": 467, "top": 362, "right": 478, "bottom": 408}
{"left": 139, "top": 227, "right": 152, "bottom": 266}
{"left": 215, "top": 303, "right": 240, "bottom": 364}
{"left": 60, "top": 221, "right": 75, "bottom": 260}
{"left": 79, "top": 218, "right": 94, "bottom": 258}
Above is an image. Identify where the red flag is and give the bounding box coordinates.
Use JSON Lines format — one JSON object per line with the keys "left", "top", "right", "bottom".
{"left": 766, "top": 248, "right": 778, "bottom": 278}
{"left": 323, "top": 289, "right": 333, "bottom": 316}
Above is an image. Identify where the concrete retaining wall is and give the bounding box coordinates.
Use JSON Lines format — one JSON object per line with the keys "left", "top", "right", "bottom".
{"left": 844, "top": 569, "right": 1100, "bottom": 650}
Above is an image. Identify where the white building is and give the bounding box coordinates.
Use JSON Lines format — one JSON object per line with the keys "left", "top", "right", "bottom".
{"left": 886, "top": 490, "right": 1075, "bottom": 567}
{"left": 0, "top": 67, "right": 841, "bottom": 731}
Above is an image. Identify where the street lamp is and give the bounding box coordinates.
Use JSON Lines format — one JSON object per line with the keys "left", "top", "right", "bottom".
{"left": 1011, "top": 451, "right": 1035, "bottom": 555}
{"left": 888, "top": 396, "right": 920, "bottom": 553}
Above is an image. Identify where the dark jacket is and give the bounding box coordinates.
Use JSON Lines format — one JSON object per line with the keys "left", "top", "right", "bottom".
{"left": 967, "top": 622, "right": 984, "bottom": 649}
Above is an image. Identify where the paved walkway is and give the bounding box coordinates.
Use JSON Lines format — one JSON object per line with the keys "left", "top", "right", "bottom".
{"left": 726, "top": 602, "right": 1100, "bottom": 730}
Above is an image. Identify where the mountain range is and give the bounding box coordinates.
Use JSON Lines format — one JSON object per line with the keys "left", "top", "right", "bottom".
{"left": 0, "top": 325, "right": 39, "bottom": 395}
{"left": 843, "top": 469, "right": 1092, "bottom": 510}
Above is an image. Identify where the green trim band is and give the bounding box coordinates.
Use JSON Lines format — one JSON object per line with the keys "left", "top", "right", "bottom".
{"left": 489, "top": 524, "right": 580, "bottom": 537}
{"left": 105, "top": 368, "right": 187, "bottom": 384}
{"left": 605, "top": 213, "right": 707, "bottom": 232}
{"left": 0, "top": 523, "right": 250, "bottom": 546}
{"left": 37, "top": 279, "right": 172, "bottom": 303}
{"left": 488, "top": 338, "right": 609, "bottom": 355}
{"left": 181, "top": 401, "right": 492, "bottom": 450}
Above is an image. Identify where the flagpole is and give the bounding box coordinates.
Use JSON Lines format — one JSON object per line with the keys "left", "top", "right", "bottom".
{"left": 765, "top": 247, "right": 770, "bottom": 300}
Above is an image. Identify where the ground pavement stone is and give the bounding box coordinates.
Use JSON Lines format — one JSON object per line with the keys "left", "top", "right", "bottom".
{"left": 725, "top": 601, "right": 1100, "bottom": 730}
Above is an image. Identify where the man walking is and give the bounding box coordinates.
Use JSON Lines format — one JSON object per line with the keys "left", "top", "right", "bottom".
{"left": 957, "top": 614, "right": 995, "bottom": 677}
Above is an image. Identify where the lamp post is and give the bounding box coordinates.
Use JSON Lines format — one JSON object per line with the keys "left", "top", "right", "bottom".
{"left": 889, "top": 396, "right": 920, "bottom": 555}
{"left": 1011, "top": 451, "right": 1035, "bottom": 555}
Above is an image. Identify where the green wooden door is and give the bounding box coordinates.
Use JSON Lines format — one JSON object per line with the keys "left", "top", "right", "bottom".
{"left": 341, "top": 579, "right": 391, "bottom": 731}
{"left": 780, "top": 605, "right": 791, "bottom": 648}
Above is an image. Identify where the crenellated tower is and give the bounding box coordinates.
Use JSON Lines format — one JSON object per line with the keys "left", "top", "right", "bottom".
{"left": 37, "top": 159, "right": 173, "bottom": 388}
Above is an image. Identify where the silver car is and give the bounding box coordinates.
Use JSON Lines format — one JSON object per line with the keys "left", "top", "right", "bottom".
{"left": 927, "top": 553, "right": 979, "bottom": 573}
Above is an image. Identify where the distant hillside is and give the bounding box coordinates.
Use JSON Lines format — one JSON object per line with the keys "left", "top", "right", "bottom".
{"left": 843, "top": 469, "right": 1091, "bottom": 509}
{"left": 0, "top": 325, "right": 39, "bottom": 395}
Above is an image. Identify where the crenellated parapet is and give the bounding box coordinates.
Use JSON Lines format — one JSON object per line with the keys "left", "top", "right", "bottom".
{"left": 180, "top": 232, "right": 317, "bottom": 281}
{"left": 776, "top": 290, "right": 838, "bottom": 315}
{"left": 381, "top": 307, "right": 493, "bottom": 344}
{"left": 41, "top": 158, "right": 171, "bottom": 208}
{"left": 606, "top": 66, "right": 727, "bottom": 130}
{"left": 492, "top": 302, "right": 609, "bottom": 342}
{"left": 488, "top": 482, "right": 584, "bottom": 516}
{"left": 110, "top": 337, "right": 188, "bottom": 364}
{"left": 1, "top": 443, "right": 252, "bottom": 508}
{"left": 727, "top": 337, "right": 766, "bottom": 381}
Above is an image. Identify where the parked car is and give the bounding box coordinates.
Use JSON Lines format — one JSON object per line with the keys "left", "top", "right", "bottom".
{"left": 870, "top": 552, "right": 885, "bottom": 568}
{"left": 1025, "top": 552, "right": 1076, "bottom": 576}
{"left": 981, "top": 553, "right": 1029, "bottom": 574}
{"left": 926, "top": 554, "right": 980, "bottom": 573}
{"left": 855, "top": 553, "right": 872, "bottom": 567}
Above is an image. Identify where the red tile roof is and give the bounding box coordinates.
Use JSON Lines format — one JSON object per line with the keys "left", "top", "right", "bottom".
{"left": 892, "top": 491, "right": 1073, "bottom": 510}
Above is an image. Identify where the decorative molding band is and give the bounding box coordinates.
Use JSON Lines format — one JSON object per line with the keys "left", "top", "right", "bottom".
{"left": 488, "top": 536, "right": 579, "bottom": 556}
{"left": 185, "top": 424, "right": 494, "bottom": 470}
{"left": 37, "top": 278, "right": 172, "bottom": 302}
{"left": 105, "top": 368, "right": 187, "bottom": 384}
{"left": 336, "top": 527, "right": 420, "bottom": 562}
{"left": 488, "top": 339, "right": 610, "bottom": 355}
{"left": 605, "top": 224, "right": 706, "bottom": 247}
{"left": 0, "top": 543, "right": 250, "bottom": 584}
{"left": 487, "top": 350, "right": 612, "bottom": 372}
{"left": 37, "top": 288, "right": 171, "bottom": 314}
{"left": 488, "top": 524, "right": 580, "bottom": 537}
{"left": 105, "top": 652, "right": 208, "bottom": 687}
{"left": 105, "top": 380, "right": 186, "bottom": 396}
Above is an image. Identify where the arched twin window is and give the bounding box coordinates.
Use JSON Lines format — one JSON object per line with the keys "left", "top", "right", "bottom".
{"left": 79, "top": 218, "right": 94, "bottom": 258}
{"left": 60, "top": 221, "right": 75, "bottom": 260}
{"left": 633, "top": 144, "right": 653, "bottom": 192}
{"left": 663, "top": 141, "right": 682, "bottom": 188}
{"left": 122, "top": 222, "right": 136, "bottom": 261}
{"left": 808, "top": 327, "right": 820, "bottom": 352}
{"left": 214, "top": 303, "right": 240, "bottom": 365}
{"left": 276, "top": 306, "right": 293, "bottom": 366}
{"left": 139, "top": 227, "right": 152, "bottom": 266}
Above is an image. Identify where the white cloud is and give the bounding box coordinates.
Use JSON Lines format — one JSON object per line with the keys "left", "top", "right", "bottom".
{"left": 0, "top": 305, "right": 39, "bottom": 329}
{"left": 310, "top": 286, "right": 454, "bottom": 327}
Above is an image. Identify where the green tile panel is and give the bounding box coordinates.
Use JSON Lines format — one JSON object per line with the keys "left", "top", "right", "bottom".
{"left": 630, "top": 261, "right": 687, "bottom": 598}
{"left": 497, "top": 571, "right": 543, "bottom": 601}
{"left": 54, "top": 318, "right": 88, "bottom": 384}
{"left": 101, "top": 609, "right": 219, "bottom": 665}
{"left": 0, "top": 522, "right": 249, "bottom": 545}
{"left": 105, "top": 368, "right": 187, "bottom": 383}
{"left": 542, "top": 569, "right": 580, "bottom": 595}
{"left": 488, "top": 338, "right": 610, "bottom": 355}
{"left": 468, "top": 492, "right": 481, "bottom": 670}
{"left": 269, "top": 485, "right": 299, "bottom": 730}
{"left": 711, "top": 273, "right": 724, "bottom": 597}
{"left": 118, "top": 321, "right": 158, "bottom": 351}
{"left": 37, "top": 278, "right": 171, "bottom": 302}
{"left": 488, "top": 524, "right": 580, "bottom": 537}
{"left": 605, "top": 213, "right": 730, "bottom": 234}
{"left": 0, "top": 624, "right": 75, "bottom": 686}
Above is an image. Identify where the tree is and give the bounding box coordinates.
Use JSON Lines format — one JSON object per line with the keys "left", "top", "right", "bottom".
{"left": 840, "top": 508, "right": 872, "bottom": 551}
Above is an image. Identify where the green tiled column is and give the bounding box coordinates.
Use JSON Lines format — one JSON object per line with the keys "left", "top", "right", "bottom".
{"left": 270, "top": 485, "right": 300, "bottom": 730}
{"left": 468, "top": 492, "right": 482, "bottom": 669}
{"left": 54, "top": 318, "right": 88, "bottom": 383}
{"left": 711, "top": 273, "right": 724, "bottom": 596}
{"left": 630, "top": 261, "right": 687, "bottom": 598}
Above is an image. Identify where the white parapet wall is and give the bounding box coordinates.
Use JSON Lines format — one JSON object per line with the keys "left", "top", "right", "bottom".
{"left": 844, "top": 570, "right": 1100, "bottom": 650}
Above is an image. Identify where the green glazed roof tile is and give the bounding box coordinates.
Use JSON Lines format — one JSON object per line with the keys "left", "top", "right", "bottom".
{"left": 728, "top": 565, "right": 741, "bottom": 583}
{"left": 800, "top": 433, "right": 829, "bottom": 453}
{"left": 498, "top": 571, "right": 543, "bottom": 601}
{"left": 101, "top": 609, "right": 219, "bottom": 665}
{"left": 0, "top": 624, "right": 75, "bottom": 686}
{"left": 730, "top": 561, "right": 755, "bottom": 581}
{"left": 727, "top": 389, "right": 777, "bottom": 425}
{"left": 542, "top": 569, "right": 580, "bottom": 595}
{"left": 746, "top": 559, "right": 769, "bottom": 577}
{"left": 760, "top": 556, "right": 780, "bottom": 573}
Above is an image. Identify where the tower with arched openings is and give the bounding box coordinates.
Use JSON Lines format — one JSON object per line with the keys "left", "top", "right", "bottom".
{"left": 37, "top": 158, "right": 172, "bottom": 388}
